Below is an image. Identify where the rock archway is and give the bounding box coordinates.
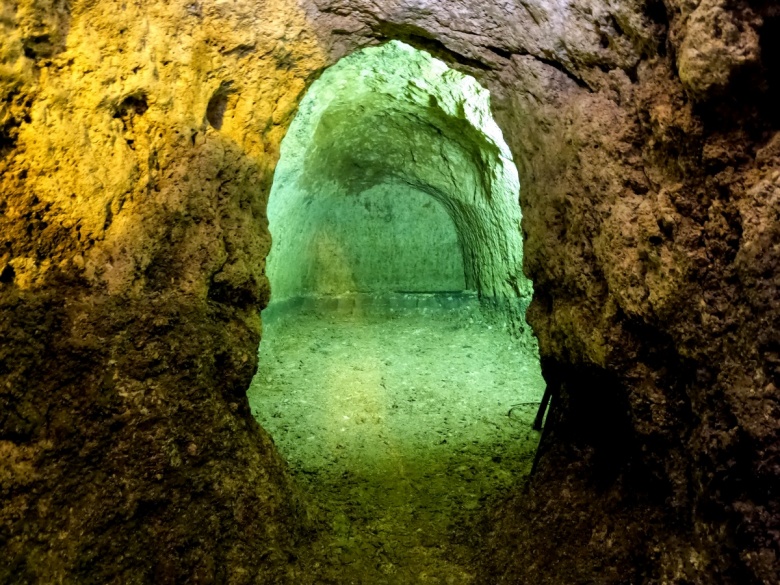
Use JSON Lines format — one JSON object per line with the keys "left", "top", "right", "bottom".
{"left": 1, "top": 1, "right": 778, "bottom": 584}
{"left": 267, "top": 41, "right": 529, "bottom": 311}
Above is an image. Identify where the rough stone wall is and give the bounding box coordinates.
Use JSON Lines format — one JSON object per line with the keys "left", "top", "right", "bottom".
{"left": 267, "top": 182, "right": 467, "bottom": 300}
{"left": 1, "top": 1, "right": 326, "bottom": 582}
{"left": 1, "top": 0, "right": 779, "bottom": 584}
{"left": 484, "top": 2, "right": 780, "bottom": 583}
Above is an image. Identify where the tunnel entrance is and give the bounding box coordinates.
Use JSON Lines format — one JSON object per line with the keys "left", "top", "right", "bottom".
{"left": 248, "top": 42, "right": 546, "bottom": 582}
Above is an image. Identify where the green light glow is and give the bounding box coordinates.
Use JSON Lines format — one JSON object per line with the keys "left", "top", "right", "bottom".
{"left": 266, "top": 40, "right": 530, "bottom": 305}
{"left": 250, "top": 42, "right": 546, "bottom": 580}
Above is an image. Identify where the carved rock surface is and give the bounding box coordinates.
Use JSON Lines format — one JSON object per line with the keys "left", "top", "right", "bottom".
{"left": 1, "top": 1, "right": 326, "bottom": 582}
{"left": 1, "top": 0, "right": 779, "bottom": 583}
{"left": 267, "top": 41, "right": 529, "bottom": 304}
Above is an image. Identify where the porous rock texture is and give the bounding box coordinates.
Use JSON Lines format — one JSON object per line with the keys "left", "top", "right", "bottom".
{"left": 1, "top": 1, "right": 327, "bottom": 582}
{"left": 1, "top": 1, "right": 779, "bottom": 584}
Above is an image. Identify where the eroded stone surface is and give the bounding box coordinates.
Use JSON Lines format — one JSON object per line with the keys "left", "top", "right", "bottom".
{"left": 1, "top": 0, "right": 779, "bottom": 583}
{"left": 268, "top": 182, "right": 467, "bottom": 298}
{"left": 1, "top": 1, "right": 327, "bottom": 582}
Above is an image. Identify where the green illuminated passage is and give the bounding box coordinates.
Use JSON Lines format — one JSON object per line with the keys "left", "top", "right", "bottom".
{"left": 266, "top": 40, "right": 531, "bottom": 306}
{"left": 252, "top": 42, "right": 545, "bottom": 583}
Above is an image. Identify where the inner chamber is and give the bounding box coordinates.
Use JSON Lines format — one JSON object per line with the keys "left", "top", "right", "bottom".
{"left": 248, "top": 42, "right": 546, "bottom": 582}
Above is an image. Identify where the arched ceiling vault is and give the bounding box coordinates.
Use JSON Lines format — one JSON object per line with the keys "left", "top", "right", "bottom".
{"left": 268, "top": 41, "right": 531, "bottom": 303}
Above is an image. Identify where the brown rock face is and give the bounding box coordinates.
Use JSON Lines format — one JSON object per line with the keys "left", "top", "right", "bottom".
{"left": 1, "top": 1, "right": 325, "bottom": 582}
{"left": 1, "top": 0, "right": 778, "bottom": 583}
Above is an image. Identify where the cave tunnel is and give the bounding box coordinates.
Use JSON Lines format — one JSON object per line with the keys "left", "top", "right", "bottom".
{"left": 2, "top": 0, "right": 779, "bottom": 584}
{"left": 263, "top": 41, "right": 530, "bottom": 306}
{"left": 247, "top": 42, "right": 546, "bottom": 580}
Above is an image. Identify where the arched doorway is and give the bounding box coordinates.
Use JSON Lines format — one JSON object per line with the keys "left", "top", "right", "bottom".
{"left": 249, "top": 41, "right": 546, "bottom": 582}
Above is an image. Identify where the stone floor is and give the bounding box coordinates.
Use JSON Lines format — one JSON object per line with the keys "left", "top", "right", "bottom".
{"left": 248, "top": 295, "right": 546, "bottom": 584}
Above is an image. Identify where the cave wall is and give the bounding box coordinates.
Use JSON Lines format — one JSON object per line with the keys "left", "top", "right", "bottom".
{"left": 267, "top": 182, "right": 466, "bottom": 300}
{"left": 1, "top": 0, "right": 779, "bottom": 584}
{"left": 0, "top": 1, "right": 327, "bottom": 582}
{"left": 480, "top": 2, "right": 780, "bottom": 583}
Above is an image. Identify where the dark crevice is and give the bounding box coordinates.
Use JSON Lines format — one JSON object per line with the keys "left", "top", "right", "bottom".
{"left": 222, "top": 44, "right": 255, "bottom": 58}
{"left": 206, "top": 82, "right": 235, "bottom": 130}
{"left": 487, "top": 45, "right": 593, "bottom": 90}
{"left": 0, "top": 264, "right": 16, "bottom": 284}
{"left": 103, "top": 201, "right": 114, "bottom": 232}
{"left": 373, "top": 22, "right": 492, "bottom": 71}
{"left": 0, "top": 101, "right": 22, "bottom": 157}
{"left": 529, "top": 55, "right": 592, "bottom": 90}
{"left": 113, "top": 94, "right": 149, "bottom": 125}
{"left": 22, "top": 34, "right": 55, "bottom": 59}
{"left": 486, "top": 45, "right": 513, "bottom": 60}
{"left": 610, "top": 15, "right": 625, "bottom": 37}
{"left": 542, "top": 360, "right": 640, "bottom": 489}
{"left": 0, "top": 128, "right": 18, "bottom": 156}
{"left": 645, "top": 0, "right": 669, "bottom": 26}
{"left": 626, "top": 63, "right": 640, "bottom": 83}
{"left": 643, "top": 0, "right": 670, "bottom": 57}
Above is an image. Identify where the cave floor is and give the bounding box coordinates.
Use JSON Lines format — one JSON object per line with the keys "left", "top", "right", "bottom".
{"left": 248, "top": 297, "right": 546, "bottom": 584}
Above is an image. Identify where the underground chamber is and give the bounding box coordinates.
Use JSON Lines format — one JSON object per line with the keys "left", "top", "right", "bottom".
{"left": 247, "top": 42, "right": 547, "bottom": 581}
{"left": 3, "top": 1, "right": 777, "bottom": 582}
